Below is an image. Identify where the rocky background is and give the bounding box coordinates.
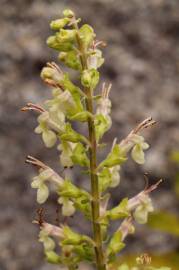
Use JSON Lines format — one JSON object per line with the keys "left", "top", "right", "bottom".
{"left": 0, "top": 0, "right": 179, "bottom": 269}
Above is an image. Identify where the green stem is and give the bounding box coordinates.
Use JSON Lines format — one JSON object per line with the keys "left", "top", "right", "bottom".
{"left": 74, "top": 23, "right": 106, "bottom": 270}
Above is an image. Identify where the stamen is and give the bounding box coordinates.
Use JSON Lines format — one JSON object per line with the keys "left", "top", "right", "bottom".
{"left": 145, "top": 179, "right": 162, "bottom": 194}
{"left": 101, "top": 83, "right": 112, "bottom": 99}
{"left": 94, "top": 40, "right": 107, "bottom": 49}
{"left": 25, "top": 155, "right": 48, "bottom": 169}
{"left": 133, "top": 117, "right": 156, "bottom": 134}
{"left": 21, "top": 103, "right": 45, "bottom": 113}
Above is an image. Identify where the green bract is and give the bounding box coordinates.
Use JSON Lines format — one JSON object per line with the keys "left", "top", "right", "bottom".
{"left": 71, "top": 142, "right": 90, "bottom": 167}
{"left": 99, "top": 144, "right": 127, "bottom": 168}
{"left": 81, "top": 68, "right": 99, "bottom": 89}
{"left": 24, "top": 9, "right": 167, "bottom": 270}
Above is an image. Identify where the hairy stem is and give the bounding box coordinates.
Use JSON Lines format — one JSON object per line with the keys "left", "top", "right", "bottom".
{"left": 74, "top": 24, "right": 106, "bottom": 270}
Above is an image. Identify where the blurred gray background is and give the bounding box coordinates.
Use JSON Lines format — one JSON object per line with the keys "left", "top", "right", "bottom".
{"left": 0, "top": 0, "right": 179, "bottom": 269}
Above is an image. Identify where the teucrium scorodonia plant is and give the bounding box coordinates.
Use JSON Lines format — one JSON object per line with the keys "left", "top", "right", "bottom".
{"left": 22, "top": 9, "right": 170, "bottom": 270}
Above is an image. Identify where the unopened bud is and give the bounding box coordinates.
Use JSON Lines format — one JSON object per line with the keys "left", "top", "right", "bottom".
{"left": 63, "top": 9, "right": 74, "bottom": 18}
{"left": 50, "top": 18, "right": 69, "bottom": 30}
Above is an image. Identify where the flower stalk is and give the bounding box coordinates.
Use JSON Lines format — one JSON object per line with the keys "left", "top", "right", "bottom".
{"left": 22, "top": 8, "right": 170, "bottom": 270}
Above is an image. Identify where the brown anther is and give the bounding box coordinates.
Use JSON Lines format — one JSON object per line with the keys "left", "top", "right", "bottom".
{"left": 25, "top": 155, "right": 48, "bottom": 169}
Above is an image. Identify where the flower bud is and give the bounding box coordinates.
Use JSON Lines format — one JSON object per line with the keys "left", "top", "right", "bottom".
{"left": 40, "top": 67, "right": 63, "bottom": 83}
{"left": 47, "top": 36, "right": 73, "bottom": 52}
{"left": 56, "top": 29, "right": 76, "bottom": 43}
{"left": 50, "top": 18, "right": 69, "bottom": 30}
{"left": 63, "top": 9, "right": 74, "bottom": 18}
{"left": 81, "top": 69, "right": 99, "bottom": 89}
{"left": 79, "top": 24, "right": 95, "bottom": 48}
{"left": 59, "top": 51, "right": 81, "bottom": 70}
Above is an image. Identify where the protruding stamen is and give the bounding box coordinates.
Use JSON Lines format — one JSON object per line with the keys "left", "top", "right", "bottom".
{"left": 101, "top": 82, "right": 112, "bottom": 99}
{"left": 93, "top": 40, "right": 107, "bottom": 49}
{"left": 47, "top": 61, "right": 63, "bottom": 74}
{"left": 21, "top": 103, "right": 45, "bottom": 113}
{"left": 133, "top": 117, "right": 156, "bottom": 134}
{"left": 25, "top": 155, "right": 48, "bottom": 169}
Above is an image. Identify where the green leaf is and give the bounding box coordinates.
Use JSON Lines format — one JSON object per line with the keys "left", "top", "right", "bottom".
{"left": 71, "top": 142, "right": 90, "bottom": 167}
{"left": 99, "top": 144, "right": 127, "bottom": 168}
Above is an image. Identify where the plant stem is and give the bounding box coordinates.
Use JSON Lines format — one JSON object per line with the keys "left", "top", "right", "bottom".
{"left": 86, "top": 91, "right": 106, "bottom": 270}
{"left": 74, "top": 24, "right": 106, "bottom": 270}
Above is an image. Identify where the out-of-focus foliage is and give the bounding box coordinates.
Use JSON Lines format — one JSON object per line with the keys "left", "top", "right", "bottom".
{"left": 147, "top": 211, "right": 179, "bottom": 236}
